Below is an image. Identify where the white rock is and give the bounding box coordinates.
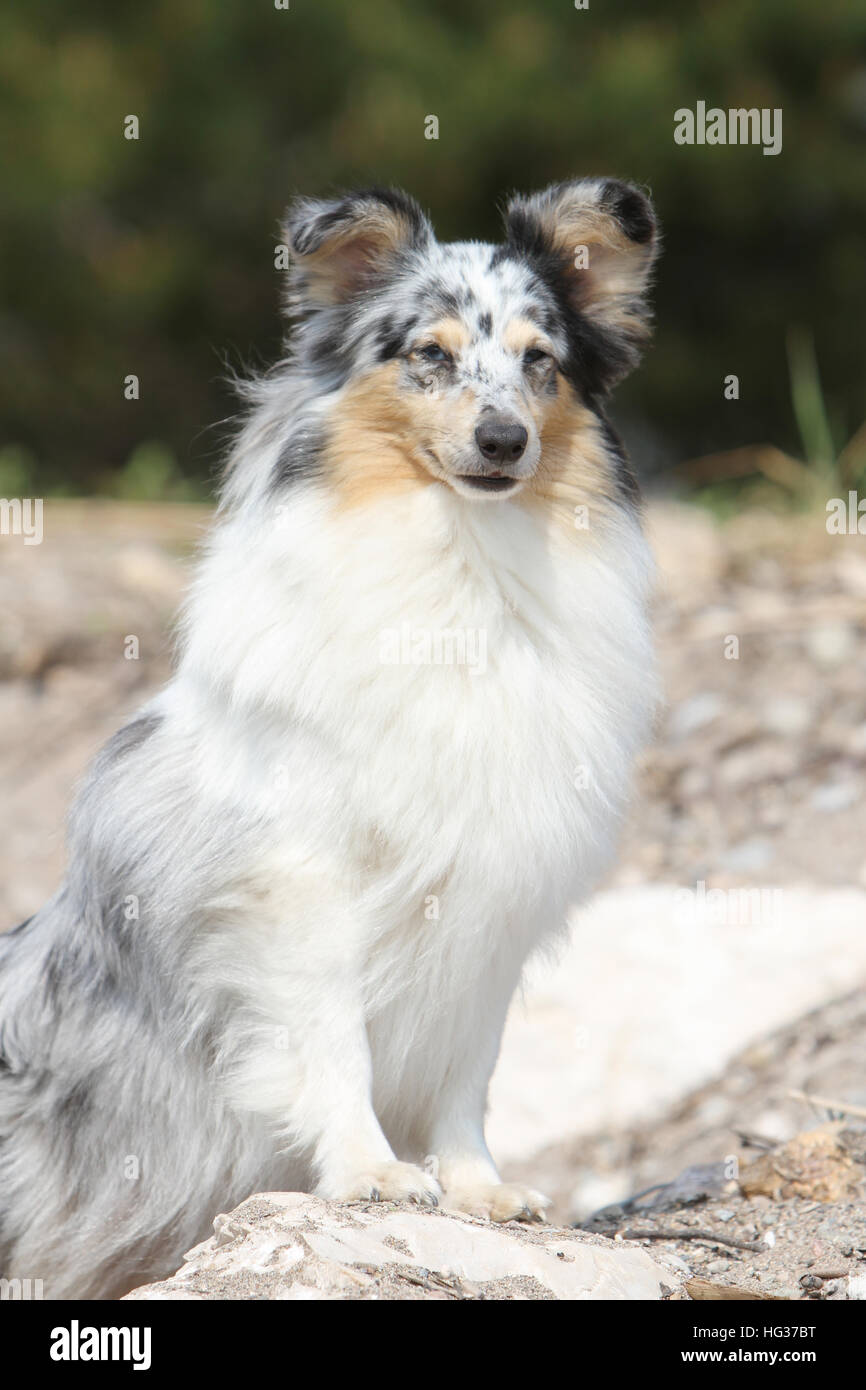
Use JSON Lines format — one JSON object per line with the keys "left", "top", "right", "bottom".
{"left": 719, "top": 837, "right": 775, "bottom": 873}
{"left": 488, "top": 885, "right": 866, "bottom": 1165}
{"left": 806, "top": 622, "right": 854, "bottom": 667}
{"left": 667, "top": 692, "right": 725, "bottom": 741}
{"left": 760, "top": 695, "right": 813, "bottom": 738}
{"left": 123, "top": 1192, "right": 679, "bottom": 1301}
{"left": 810, "top": 780, "right": 859, "bottom": 813}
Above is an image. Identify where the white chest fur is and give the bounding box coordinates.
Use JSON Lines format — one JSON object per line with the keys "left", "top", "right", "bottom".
{"left": 179, "top": 485, "right": 655, "bottom": 976}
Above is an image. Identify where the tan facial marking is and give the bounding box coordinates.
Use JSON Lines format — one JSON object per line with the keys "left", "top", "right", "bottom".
{"left": 502, "top": 317, "right": 547, "bottom": 354}
{"left": 423, "top": 318, "right": 471, "bottom": 356}
{"left": 521, "top": 385, "right": 622, "bottom": 533}
{"left": 323, "top": 363, "right": 436, "bottom": 509}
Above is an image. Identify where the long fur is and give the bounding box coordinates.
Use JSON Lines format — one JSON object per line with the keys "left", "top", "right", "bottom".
{"left": 0, "top": 179, "right": 659, "bottom": 1298}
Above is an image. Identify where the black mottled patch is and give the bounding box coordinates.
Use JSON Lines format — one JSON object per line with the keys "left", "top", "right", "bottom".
{"left": 43, "top": 939, "right": 75, "bottom": 1011}
{"left": 98, "top": 714, "right": 162, "bottom": 773}
{"left": 99, "top": 713, "right": 162, "bottom": 772}
{"left": 6, "top": 915, "right": 33, "bottom": 938}
{"left": 595, "top": 410, "right": 641, "bottom": 506}
{"left": 269, "top": 425, "right": 324, "bottom": 494}
{"left": 418, "top": 284, "right": 461, "bottom": 319}
{"left": 600, "top": 179, "right": 655, "bottom": 245}
{"left": 50, "top": 1077, "right": 97, "bottom": 1155}
{"left": 306, "top": 316, "right": 355, "bottom": 386}
{"left": 520, "top": 303, "right": 544, "bottom": 326}
{"left": 478, "top": 311, "right": 493, "bottom": 336}
{"left": 374, "top": 314, "right": 418, "bottom": 362}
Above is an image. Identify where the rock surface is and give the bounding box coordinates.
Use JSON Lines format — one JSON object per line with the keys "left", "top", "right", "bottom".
{"left": 513, "top": 986, "right": 866, "bottom": 1226}
{"left": 490, "top": 885, "right": 866, "bottom": 1168}
{"left": 576, "top": 1121, "right": 866, "bottom": 1301}
{"left": 122, "top": 1192, "right": 683, "bottom": 1301}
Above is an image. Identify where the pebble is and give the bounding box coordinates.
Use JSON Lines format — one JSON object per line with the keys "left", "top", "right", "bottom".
{"left": 719, "top": 837, "right": 775, "bottom": 873}
{"left": 806, "top": 622, "right": 855, "bottom": 667}
{"left": 761, "top": 696, "right": 813, "bottom": 738}
{"left": 810, "top": 780, "right": 859, "bottom": 813}
{"left": 667, "top": 692, "right": 725, "bottom": 741}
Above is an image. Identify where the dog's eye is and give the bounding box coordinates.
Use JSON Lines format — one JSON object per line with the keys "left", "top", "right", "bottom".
{"left": 417, "top": 343, "right": 452, "bottom": 364}
{"left": 523, "top": 348, "right": 550, "bottom": 367}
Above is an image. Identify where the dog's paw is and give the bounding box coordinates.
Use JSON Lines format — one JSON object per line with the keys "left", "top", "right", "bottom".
{"left": 442, "top": 1181, "right": 551, "bottom": 1224}
{"left": 327, "top": 1161, "right": 441, "bottom": 1208}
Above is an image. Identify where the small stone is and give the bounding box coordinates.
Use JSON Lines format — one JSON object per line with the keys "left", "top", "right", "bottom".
{"left": 678, "top": 766, "right": 710, "bottom": 798}
{"left": 806, "top": 622, "right": 854, "bottom": 667}
{"left": 761, "top": 696, "right": 812, "bottom": 738}
{"left": 719, "top": 837, "right": 774, "bottom": 873}
{"left": 667, "top": 693, "right": 725, "bottom": 741}
{"left": 810, "top": 780, "right": 859, "bottom": 813}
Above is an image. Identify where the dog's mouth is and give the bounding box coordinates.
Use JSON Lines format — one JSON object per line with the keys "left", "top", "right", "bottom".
{"left": 456, "top": 474, "right": 521, "bottom": 494}
{"left": 421, "top": 450, "right": 525, "bottom": 497}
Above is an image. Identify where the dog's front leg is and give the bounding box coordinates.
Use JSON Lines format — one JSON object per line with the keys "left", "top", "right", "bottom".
{"left": 305, "top": 1016, "right": 441, "bottom": 1207}
{"left": 422, "top": 991, "right": 551, "bottom": 1224}
{"left": 227, "top": 928, "right": 440, "bottom": 1208}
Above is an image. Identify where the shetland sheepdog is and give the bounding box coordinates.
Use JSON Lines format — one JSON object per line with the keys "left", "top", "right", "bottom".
{"left": 0, "top": 179, "right": 659, "bottom": 1298}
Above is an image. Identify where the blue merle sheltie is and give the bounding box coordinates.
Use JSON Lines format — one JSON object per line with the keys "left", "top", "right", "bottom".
{"left": 0, "top": 179, "right": 659, "bottom": 1298}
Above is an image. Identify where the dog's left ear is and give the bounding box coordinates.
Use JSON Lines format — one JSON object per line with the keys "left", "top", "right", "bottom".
{"left": 283, "top": 187, "right": 433, "bottom": 309}
{"left": 504, "top": 179, "right": 658, "bottom": 382}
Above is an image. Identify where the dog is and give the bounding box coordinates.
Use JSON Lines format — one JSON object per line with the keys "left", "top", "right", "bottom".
{"left": 0, "top": 179, "right": 659, "bottom": 1298}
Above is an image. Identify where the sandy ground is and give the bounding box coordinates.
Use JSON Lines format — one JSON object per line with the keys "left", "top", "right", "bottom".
{"left": 1, "top": 496, "right": 864, "bottom": 1218}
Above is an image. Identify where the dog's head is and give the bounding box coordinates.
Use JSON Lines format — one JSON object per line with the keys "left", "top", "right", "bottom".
{"left": 282, "top": 181, "right": 658, "bottom": 504}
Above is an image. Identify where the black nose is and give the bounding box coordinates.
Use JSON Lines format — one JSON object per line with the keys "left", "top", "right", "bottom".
{"left": 475, "top": 417, "right": 528, "bottom": 467}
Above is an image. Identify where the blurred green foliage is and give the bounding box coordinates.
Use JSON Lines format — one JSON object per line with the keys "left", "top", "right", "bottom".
{"left": 1, "top": 0, "right": 864, "bottom": 496}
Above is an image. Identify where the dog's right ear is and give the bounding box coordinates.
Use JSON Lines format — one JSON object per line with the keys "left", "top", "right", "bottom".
{"left": 283, "top": 187, "right": 432, "bottom": 309}
{"left": 503, "top": 179, "right": 658, "bottom": 389}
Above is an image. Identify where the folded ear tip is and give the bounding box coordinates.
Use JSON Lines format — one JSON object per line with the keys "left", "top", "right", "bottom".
{"left": 504, "top": 177, "right": 657, "bottom": 248}
{"left": 282, "top": 197, "right": 326, "bottom": 255}
{"left": 282, "top": 187, "right": 430, "bottom": 259}
{"left": 599, "top": 179, "right": 656, "bottom": 245}
{"left": 286, "top": 222, "right": 314, "bottom": 256}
